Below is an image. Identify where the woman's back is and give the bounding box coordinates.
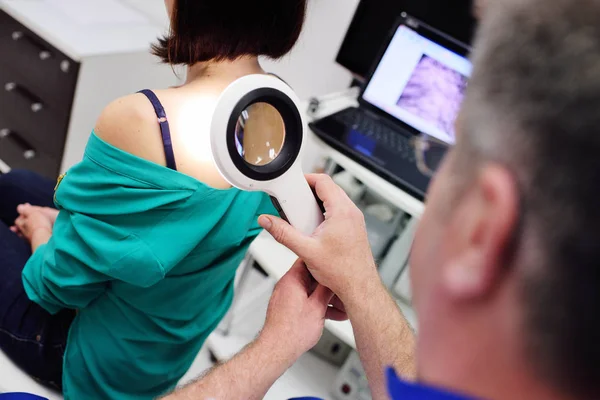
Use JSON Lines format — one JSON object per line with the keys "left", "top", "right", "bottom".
{"left": 23, "top": 79, "right": 276, "bottom": 398}
{"left": 96, "top": 62, "right": 264, "bottom": 190}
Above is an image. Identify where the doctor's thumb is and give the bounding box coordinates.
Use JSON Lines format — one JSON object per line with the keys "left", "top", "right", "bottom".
{"left": 259, "top": 215, "right": 312, "bottom": 255}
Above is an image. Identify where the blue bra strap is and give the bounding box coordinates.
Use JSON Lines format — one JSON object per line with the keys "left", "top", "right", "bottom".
{"left": 137, "top": 89, "right": 177, "bottom": 171}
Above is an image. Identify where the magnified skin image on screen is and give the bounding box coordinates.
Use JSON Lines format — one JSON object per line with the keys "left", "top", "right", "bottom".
{"left": 397, "top": 55, "right": 468, "bottom": 139}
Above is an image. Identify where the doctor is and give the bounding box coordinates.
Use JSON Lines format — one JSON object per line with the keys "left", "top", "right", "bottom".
{"left": 165, "top": 0, "right": 600, "bottom": 398}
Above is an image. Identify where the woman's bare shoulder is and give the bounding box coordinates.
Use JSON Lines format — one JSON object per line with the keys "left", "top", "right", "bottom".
{"left": 94, "top": 93, "right": 168, "bottom": 166}
{"left": 93, "top": 89, "right": 231, "bottom": 188}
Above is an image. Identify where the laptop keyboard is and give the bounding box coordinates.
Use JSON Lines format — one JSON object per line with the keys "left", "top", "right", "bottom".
{"left": 334, "top": 109, "right": 416, "bottom": 163}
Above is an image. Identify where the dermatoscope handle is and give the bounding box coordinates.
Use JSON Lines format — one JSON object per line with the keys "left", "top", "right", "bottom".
{"left": 269, "top": 175, "right": 325, "bottom": 237}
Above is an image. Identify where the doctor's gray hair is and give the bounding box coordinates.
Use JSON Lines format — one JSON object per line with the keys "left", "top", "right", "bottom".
{"left": 459, "top": 0, "right": 600, "bottom": 396}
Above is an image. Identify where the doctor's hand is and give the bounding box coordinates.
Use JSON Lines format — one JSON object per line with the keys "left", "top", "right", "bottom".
{"left": 260, "top": 259, "right": 346, "bottom": 360}
{"left": 258, "top": 174, "right": 379, "bottom": 305}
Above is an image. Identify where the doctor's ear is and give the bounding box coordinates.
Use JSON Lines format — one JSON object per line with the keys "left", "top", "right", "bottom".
{"left": 441, "top": 165, "right": 519, "bottom": 300}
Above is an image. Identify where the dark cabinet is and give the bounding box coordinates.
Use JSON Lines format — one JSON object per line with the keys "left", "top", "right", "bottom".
{"left": 0, "top": 9, "right": 80, "bottom": 179}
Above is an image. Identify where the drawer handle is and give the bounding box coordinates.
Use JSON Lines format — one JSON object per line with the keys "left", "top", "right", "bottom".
{"left": 12, "top": 31, "right": 52, "bottom": 61}
{"left": 0, "top": 129, "right": 36, "bottom": 160}
{"left": 4, "top": 82, "right": 44, "bottom": 113}
{"left": 60, "top": 60, "right": 71, "bottom": 73}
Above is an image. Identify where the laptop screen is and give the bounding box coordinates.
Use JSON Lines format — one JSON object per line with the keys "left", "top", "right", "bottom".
{"left": 362, "top": 24, "right": 472, "bottom": 144}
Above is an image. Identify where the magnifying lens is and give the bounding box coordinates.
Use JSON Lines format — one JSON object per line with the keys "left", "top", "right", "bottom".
{"left": 210, "top": 74, "right": 325, "bottom": 236}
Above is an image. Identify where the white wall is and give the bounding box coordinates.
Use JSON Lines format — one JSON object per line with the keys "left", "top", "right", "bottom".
{"left": 125, "top": 0, "right": 360, "bottom": 100}
{"left": 123, "top": 0, "right": 171, "bottom": 28}
{"left": 261, "top": 0, "right": 360, "bottom": 99}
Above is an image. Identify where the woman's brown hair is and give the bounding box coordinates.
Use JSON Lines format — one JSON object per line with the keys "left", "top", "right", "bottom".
{"left": 152, "top": 0, "right": 308, "bottom": 65}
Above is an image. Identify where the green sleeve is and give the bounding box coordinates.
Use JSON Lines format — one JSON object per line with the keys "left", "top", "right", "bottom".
{"left": 21, "top": 146, "right": 196, "bottom": 314}
{"left": 22, "top": 210, "right": 165, "bottom": 314}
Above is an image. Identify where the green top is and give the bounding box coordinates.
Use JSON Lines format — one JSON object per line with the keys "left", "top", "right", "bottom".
{"left": 22, "top": 132, "right": 275, "bottom": 399}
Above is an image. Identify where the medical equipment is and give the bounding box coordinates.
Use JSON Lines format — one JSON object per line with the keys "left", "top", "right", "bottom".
{"left": 210, "top": 74, "right": 324, "bottom": 235}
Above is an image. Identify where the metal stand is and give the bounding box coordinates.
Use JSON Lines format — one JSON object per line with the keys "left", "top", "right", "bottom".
{"left": 324, "top": 158, "right": 338, "bottom": 176}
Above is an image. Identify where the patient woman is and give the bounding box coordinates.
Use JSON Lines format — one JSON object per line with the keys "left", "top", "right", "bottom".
{"left": 0, "top": 0, "right": 306, "bottom": 398}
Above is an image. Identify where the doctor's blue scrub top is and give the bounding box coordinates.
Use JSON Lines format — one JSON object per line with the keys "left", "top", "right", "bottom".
{"left": 292, "top": 368, "right": 476, "bottom": 400}
{"left": 386, "top": 368, "right": 476, "bottom": 399}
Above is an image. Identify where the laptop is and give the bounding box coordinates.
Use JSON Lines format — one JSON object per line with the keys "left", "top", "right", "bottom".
{"left": 309, "top": 13, "right": 472, "bottom": 201}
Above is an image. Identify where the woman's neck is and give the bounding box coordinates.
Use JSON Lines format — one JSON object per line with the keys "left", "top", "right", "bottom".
{"left": 185, "top": 57, "right": 264, "bottom": 85}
